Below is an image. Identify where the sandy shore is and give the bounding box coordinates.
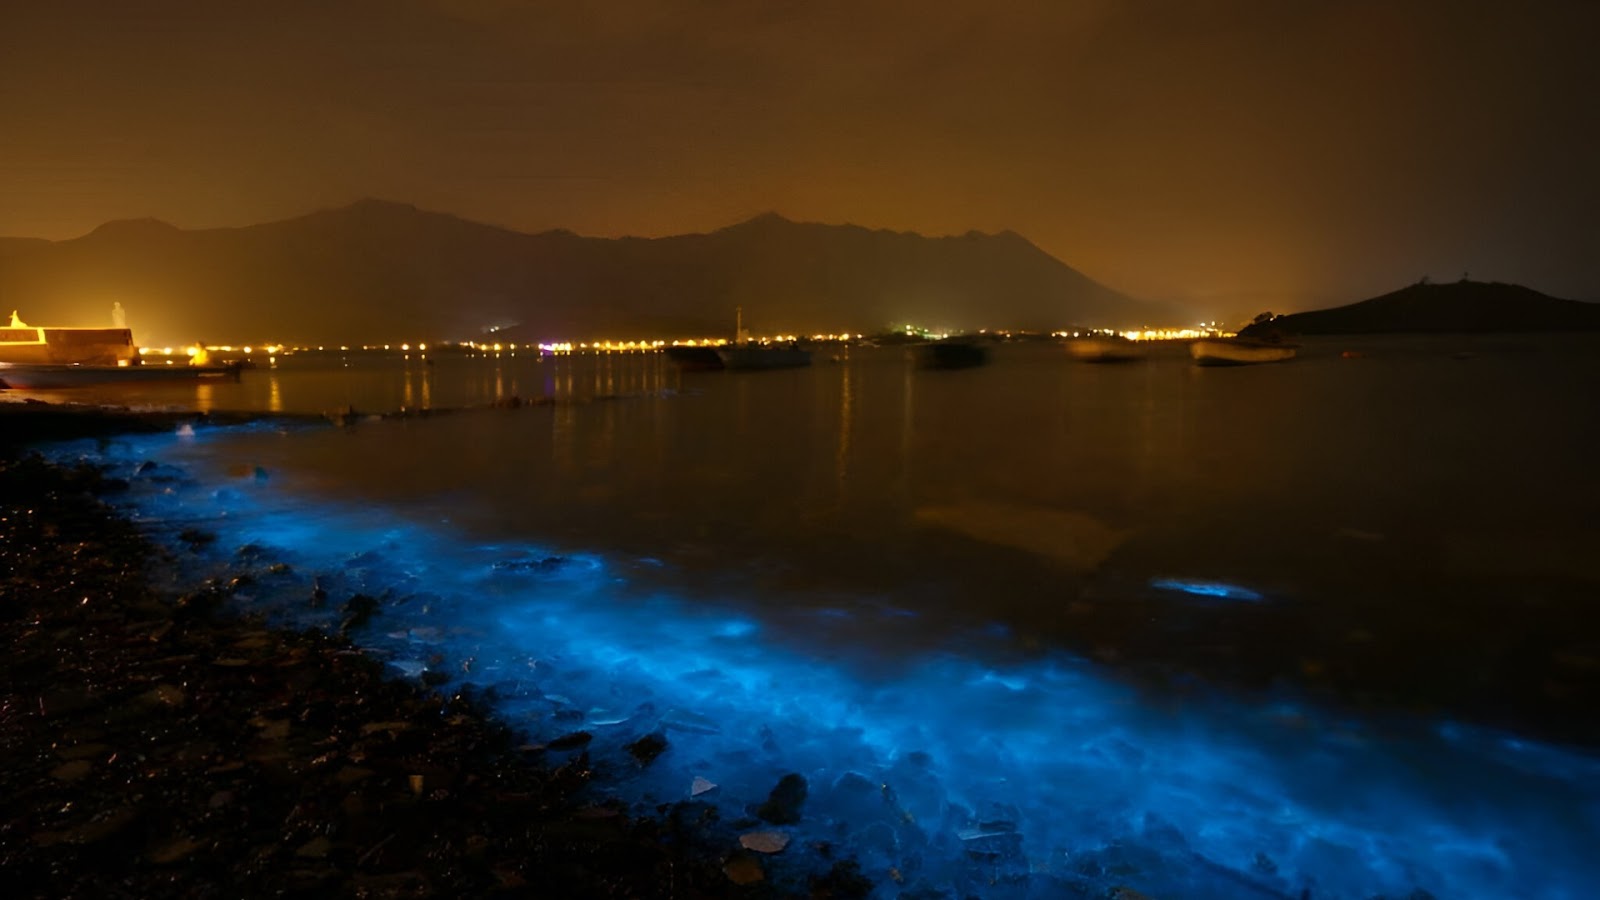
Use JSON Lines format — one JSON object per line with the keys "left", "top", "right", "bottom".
{"left": 0, "top": 405, "right": 868, "bottom": 898}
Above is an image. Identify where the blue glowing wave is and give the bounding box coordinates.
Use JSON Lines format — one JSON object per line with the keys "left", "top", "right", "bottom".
{"left": 49, "top": 429, "right": 1600, "bottom": 900}
{"left": 1150, "top": 578, "right": 1265, "bottom": 601}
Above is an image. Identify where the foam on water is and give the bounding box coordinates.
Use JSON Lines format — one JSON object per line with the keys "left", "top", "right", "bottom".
{"left": 49, "top": 426, "right": 1600, "bottom": 899}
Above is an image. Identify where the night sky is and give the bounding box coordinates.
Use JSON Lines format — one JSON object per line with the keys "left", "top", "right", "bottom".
{"left": 3, "top": 0, "right": 1596, "bottom": 317}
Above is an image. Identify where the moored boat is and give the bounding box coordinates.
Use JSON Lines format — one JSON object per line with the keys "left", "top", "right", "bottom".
{"left": 709, "top": 306, "right": 812, "bottom": 371}
{"left": 916, "top": 339, "right": 989, "bottom": 370}
{"left": 664, "top": 345, "right": 725, "bottom": 371}
{"left": 715, "top": 344, "right": 811, "bottom": 370}
{"left": 1064, "top": 335, "right": 1145, "bottom": 363}
{"left": 1189, "top": 338, "right": 1298, "bottom": 366}
{"left": 1, "top": 323, "right": 138, "bottom": 366}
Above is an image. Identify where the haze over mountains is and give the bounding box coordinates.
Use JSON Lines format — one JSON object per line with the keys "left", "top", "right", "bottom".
{"left": 0, "top": 200, "right": 1162, "bottom": 346}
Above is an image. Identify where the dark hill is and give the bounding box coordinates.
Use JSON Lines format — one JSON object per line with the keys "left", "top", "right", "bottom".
{"left": 1241, "top": 281, "right": 1600, "bottom": 337}
{"left": 0, "top": 201, "right": 1162, "bottom": 346}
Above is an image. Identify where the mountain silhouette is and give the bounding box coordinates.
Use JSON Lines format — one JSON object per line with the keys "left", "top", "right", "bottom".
{"left": 0, "top": 200, "right": 1162, "bottom": 345}
{"left": 1240, "top": 280, "right": 1600, "bottom": 336}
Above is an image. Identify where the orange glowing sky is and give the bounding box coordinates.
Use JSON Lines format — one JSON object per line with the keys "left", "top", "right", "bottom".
{"left": 2, "top": 0, "right": 1596, "bottom": 319}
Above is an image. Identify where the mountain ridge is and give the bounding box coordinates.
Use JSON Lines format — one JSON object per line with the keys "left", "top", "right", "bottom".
{"left": 0, "top": 200, "right": 1164, "bottom": 345}
{"left": 1241, "top": 281, "right": 1600, "bottom": 336}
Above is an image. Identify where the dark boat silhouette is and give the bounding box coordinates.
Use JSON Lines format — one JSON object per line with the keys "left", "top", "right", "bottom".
{"left": 916, "top": 339, "right": 989, "bottom": 369}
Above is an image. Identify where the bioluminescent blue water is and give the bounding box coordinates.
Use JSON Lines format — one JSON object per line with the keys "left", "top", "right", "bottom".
{"left": 46, "top": 425, "right": 1600, "bottom": 900}
{"left": 1149, "top": 578, "right": 1265, "bottom": 602}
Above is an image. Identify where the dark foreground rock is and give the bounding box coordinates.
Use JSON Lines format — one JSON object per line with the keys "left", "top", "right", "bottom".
{"left": 0, "top": 452, "right": 865, "bottom": 899}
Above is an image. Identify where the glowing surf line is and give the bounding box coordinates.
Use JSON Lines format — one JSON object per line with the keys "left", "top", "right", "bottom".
{"left": 1150, "top": 578, "right": 1265, "bottom": 601}
{"left": 47, "top": 429, "right": 1600, "bottom": 900}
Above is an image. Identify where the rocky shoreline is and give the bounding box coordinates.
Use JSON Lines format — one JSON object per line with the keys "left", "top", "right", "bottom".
{"left": 0, "top": 410, "right": 869, "bottom": 899}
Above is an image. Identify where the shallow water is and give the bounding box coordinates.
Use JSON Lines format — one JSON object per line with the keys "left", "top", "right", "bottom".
{"left": 33, "top": 335, "right": 1600, "bottom": 898}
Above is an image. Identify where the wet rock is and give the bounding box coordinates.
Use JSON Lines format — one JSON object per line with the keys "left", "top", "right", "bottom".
{"left": 50, "top": 759, "right": 94, "bottom": 782}
{"left": 340, "top": 593, "right": 378, "bottom": 633}
{"left": 39, "top": 686, "right": 100, "bottom": 716}
{"left": 333, "top": 765, "right": 374, "bottom": 785}
{"left": 547, "top": 731, "right": 593, "bottom": 751}
{"left": 252, "top": 717, "right": 291, "bottom": 740}
{"left": 885, "top": 753, "right": 948, "bottom": 829}
{"left": 739, "top": 830, "right": 790, "bottom": 853}
{"left": 625, "top": 732, "right": 668, "bottom": 766}
{"left": 40, "top": 807, "right": 141, "bottom": 846}
{"left": 723, "top": 852, "right": 765, "bottom": 885}
{"left": 360, "top": 720, "right": 412, "bottom": 736}
{"left": 138, "top": 683, "right": 188, "bottom": 708}
{"left": 149, "top": 836, "right": 203, "bottom": 864}
{"left": 809, "top": 860, "right": 875, "bottom": 900}
{"left": 824, "top": 770, "right": 892, "bottom": 824}
{"left": 958, "top": 822, "right": 1024, "bottom": 864}
{"left": 755, "top": 773, "right": 808, "bottom": 825}
{"left": 175, "top": 587, "right": 224, "bottom": 618}
{"left": 178, "top": 527, "right": 215, "bottom": 548}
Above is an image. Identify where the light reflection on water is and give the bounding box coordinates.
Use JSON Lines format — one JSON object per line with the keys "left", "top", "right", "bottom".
{"left": 32, "top": 334, "right": 1600, "bottom": 898}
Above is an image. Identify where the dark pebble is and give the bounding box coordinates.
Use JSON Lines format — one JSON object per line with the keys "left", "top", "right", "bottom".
{"left": 756, "top": 773, "right": 809, "bottom": 825}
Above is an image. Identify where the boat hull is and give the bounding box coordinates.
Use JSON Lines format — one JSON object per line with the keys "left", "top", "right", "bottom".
{"left": 0, "top": 362, "right": 243, "bottom": 390}
{"left": 0, "top": 326, "right": 137, "bottom": 366}
{"left": 664, "top": 345, "right": 725, "bottom": 371}
{"left": 916, "top": 341, "right": 989, "bottom": 370}
{"left": 1189, "top": 339, "right": 1297, "bottom": 366}
{"left": 715, "top": 346, "right": 812, "bottom": 370}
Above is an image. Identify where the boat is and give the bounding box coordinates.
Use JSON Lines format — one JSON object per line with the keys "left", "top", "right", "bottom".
{"left": 1189, "top": 337, "right": 1298, "bottom": 366}
{"left": 715, "top": 343, "right": 811, "bottom": 371}
{"left": 1064, "top": 335, "right": 1145, "bottom": 363}
{"left": 0, "top": 361, "right": 245, "bottom": 390}
{"left": 1, "top": 321, "right": 138, "bottom": 366}
{"left": 916, "top": 339, "right": 989, "bottom": 370}
{"left": 664, "top": 345, "right": 725, "bottom": 371}
{"left": 709, "top": 306, "right": 811, "bottom": 371}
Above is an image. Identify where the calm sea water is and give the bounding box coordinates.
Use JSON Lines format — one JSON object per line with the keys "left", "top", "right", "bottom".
{"left": 39, "top": 336, "right": 1600, "bottom": 675}
{"left": 27, "top": 335, "right": 1600, "bottom": 899}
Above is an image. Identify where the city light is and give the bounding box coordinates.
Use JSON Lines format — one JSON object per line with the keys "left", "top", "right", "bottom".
{"left": 133, "top": 323, "right": 1245, "bottom": 363}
